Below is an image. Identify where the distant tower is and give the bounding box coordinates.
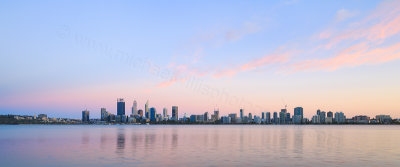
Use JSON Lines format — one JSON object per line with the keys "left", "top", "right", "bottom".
{"left": 100, "top": 108, "right": 108, "bottom": 121}
{"left": 132, "top": 100, "right": 138, "bottom": 115}
{"left": 82, "top": 109, "right": 90, "bottom": 122}
{"left": 163, "top": 107, "right": 168, "bottom": 118}
{"left": 145, "top": 100, "right": 149, "bottom": 118}
{"left": 138, "top": 109, "right": 144, "bottom": 117}
{"left": 172, "top": 106, "right": 178, "bottom": 121}
{"left": 117, "top": 98, "right": 125, "bottom": 116}
{"left": 273, "top": 112, "right": 278, "bottom": 124}
{"left": 294, "top": 107, "right": 304, "bottom": 124}
{"left": 150, "top": 107, "right": 157, "bottom": 122}
{"left": 240, "top": 108, "right": 244, "bottom": 119}
{"left": 214, "top": 108, "right": 220, "bottom": 121}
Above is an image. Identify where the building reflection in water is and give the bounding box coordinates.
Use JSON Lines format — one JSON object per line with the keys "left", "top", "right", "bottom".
{"left": 116, "top": 127, "right": 125, "bottom": 155}
{"left": 171, "top": 128, "right": 178, "bottom": 150}
{"left": 293, "top": 127, "right": 304, "bottom": 158}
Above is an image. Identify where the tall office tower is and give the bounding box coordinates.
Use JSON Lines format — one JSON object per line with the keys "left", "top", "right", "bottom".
{"left": 279, "top": 109, "right": 287, "bottom": 124}
{"left": 286, "top": 113, "right": 291, "bottom": 123}
{"left": 320, "top": 111, "right": 326, "bottom": 124}
{"left": 172, "top": 106, "right": 178, "bottom": 121}
{"left": 240, "top": 108, "right": 244, "bottom": 119}
{"left": 266, "top": 112, "right": 271, "bottom": 124}
{"left": 248, "top": 113, "right": 252, "bottom": 121}
{"left": 273, "top": 112, "right": 278, "bottom": 124}
{"left": 117, "top": 98, "right": 125, "bottom": 116}
{"left": 204, "top": 112, "right": 209, "bottom": 121}
{"left": 145, "top": 100, "right": 149, "bottom": 118}
{"left": 214, "top": 109, "right": 220, "bottom": 121}
{"left": 293, "top": 107, "right": 303, "bottom": 124}
{"left": 334, "top": 112, "right": 346, "bottom": 123}
{"left": 326, "top": 111, "right": 333, "bottom": 124}
{"left": 163, "top": 107, "right": 168, "bottom": 118}
{"left": 82, "top": 109, "right": 90, "bottom": 122}
{"left": 150, "top": 107, "right": 157, "bottom": 122}
{"left": 132, "top": 100, "right": 137, "bottom": 115}
{"left": 228, "top": 113, "right": 237, "bottom": 123}
{"left": 317, "top": 109, "right": 321, "bottom": 116}
{"left": 262, "top": 112, "right": 265, "bottom": 120}
{"left": 100, "top": 108, "right": 108, "bottom": 121}
{"left": 327, "top": 111, "right": 333, "bottom": 118}
{"left": 138, "top": 109, "right": 143, "bottom": 117}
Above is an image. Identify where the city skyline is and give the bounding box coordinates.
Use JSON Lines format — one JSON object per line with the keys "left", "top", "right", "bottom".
{"left": 1, "top": 0, "right": 400, "bottom": 119}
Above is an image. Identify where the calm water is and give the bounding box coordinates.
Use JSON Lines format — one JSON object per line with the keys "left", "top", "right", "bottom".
{"left": 0, "top": 125, "right": 399, "bottom": 167}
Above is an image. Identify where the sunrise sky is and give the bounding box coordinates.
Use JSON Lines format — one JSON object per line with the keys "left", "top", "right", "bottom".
{"left": 1, "top": 0, "right": 400, "bottom": 119}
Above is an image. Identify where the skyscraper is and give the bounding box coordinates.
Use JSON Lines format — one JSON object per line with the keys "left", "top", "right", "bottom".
{"left": 163, "top": 107, "right": 168, "bottom": 118}
{"left": 172, "top": 106, "right": 178, "bottom": 121}
{"left": 320, "top": 111, "right": 326, "bottom": 124}
{"left": 286, "top": 112, "right": 291, "bottom": 123}
{"left": 132, "top": 100, "right": 137, "bottom": 115}
{"left": 266, "top": 112, "right": 271, "bottom": 124}
{"left": 117, "top": 98, "right": 125, "bottom": 116}
{"left": 293, "top": 107, "right": 303, "bottom": 124}
{"left": 145, "top": 100, "right": 149, "bottom": 118}
{"left": 326, "top": 111, "right": 333, "bottom": 124}
{"left": 214, "top": 109, "right": 220, "bottom": 121}
{"left": 100, "top": 108, "right": 108, "bottom": 121}
{"left": 138, "top": 109, "right": 143, "bottom": 117}
{"left": 273, "top": 112, "right": 278, "bottom": 124}
{"left": 240, "top": 108, "right": 244, "bottom": 119}
{"left": 248, "top": 113, "right": 252, "bottom": 122}
{"left": 82, "top": 109, "right": 89, "bottom": 122}
{"left": 204, "top": 112, "right": 208, "bottom": 122}
{"left": 279, "top": 109, "right": 287, "bottom": 124}
{"left": 228, "top": 113, "right": 237, "bottom": 123}
{"left": 150, "top": 107, "right": 157, "bottom": 122}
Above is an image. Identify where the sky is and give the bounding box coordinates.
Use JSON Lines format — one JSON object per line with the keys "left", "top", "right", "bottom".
{"left": 1, "top": 0, "right": 400, "bottom": 119}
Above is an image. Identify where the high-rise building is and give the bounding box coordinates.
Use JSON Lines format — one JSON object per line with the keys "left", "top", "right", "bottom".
{"left": 100, "top": 108, "right": 108, "bottom": 121}
{"left": 334, "top": 112, "right": 346, "bottom": 123}
{"left": 163, "top": 107, "right": 168, "bottom": 118}
{"left": 214, "top": 109, "right": 220, "bottom": 121}
{"left": 248, "top": 113, "right": 252, "bottom": 122}
{"left": 117, "top": 98, "right": 125, "bottom": 116}
{"left": 279, "top": 109, "right": 287, "bottom": 124}
{"left": 327, "top": 111, "right": 333, "bottom": 118}
{"left": 266, "top": 112, "right": 271, "bottom": 124}
{"left": 326, "top": 111, "right": 333, "bottom": 124}
{"left": 82, "top": 109, "right": 89, "bottom": 122}
{"left": 172, "top": 106, "right": 178, "bottom": 121}
{"left": 286, "top": 113, "right": 291, "bottom": 123}
{"left": 273, "top": 112, "right": 278, "bottom": 124}
{"left": 320, "top": 111, "right": 326, "bottom": 124}
{"left": 376, "top": 115, "right": 392, "bottom": 124}
{"left": 145, "top": 100, "right": 149, "bottom": 118}
{"left": 221, "top": 116, "right": 231, "bottom": 124}
{"left": 262, "top": 112, "right": 265, "bottom": 120}
{"left": 150, "top": 107, "right": 157, "bottom": 122}
{"left": 240, "top": 108, "right": 244, "bottom": 119}
{"left": 204, "top": 112, "right": 208, "bottom": 122}
{"left": 132, "top": 100, "right": 138, "bottom": 115}
{"left": 138, "top": 109, "right": 143, "bottom": 117}
{"left": 293, "top": 107, "right": 303, "bottom": 124}
{"left": 228, "top": 113, "right": 237, "bottom": 123}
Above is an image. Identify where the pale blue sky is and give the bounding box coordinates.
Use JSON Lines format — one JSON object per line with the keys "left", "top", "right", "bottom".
{"left": 1, "top": 0, "right": 400, "bottom": 119}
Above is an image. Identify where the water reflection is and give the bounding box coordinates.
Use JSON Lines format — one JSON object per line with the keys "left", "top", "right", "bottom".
{"left": 116, "top": 127, "right": 125, "bottom": 155}
{"left": 25, "top": 125, "right": 397, "bottom": 167}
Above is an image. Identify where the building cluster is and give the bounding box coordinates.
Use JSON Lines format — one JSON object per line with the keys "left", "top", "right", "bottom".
{"left": 79, "top": 99, "right": 396, "bottom": 125}
{"left": 0, "top": 114, "right": 80, "bottom": 124}
{"left": 82, "top": 98, "right": 180, "bottom": 124}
